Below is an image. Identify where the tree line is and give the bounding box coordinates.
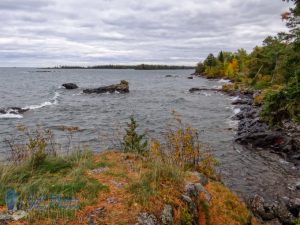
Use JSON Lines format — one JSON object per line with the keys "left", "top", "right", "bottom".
{"left": 195, "top": 0, "right": 300, "bottom": 126}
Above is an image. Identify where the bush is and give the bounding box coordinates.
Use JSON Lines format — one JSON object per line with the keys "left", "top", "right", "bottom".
{"left": 151, "top": 113, "right": 218, "bottom": 178}
{"left": 122, "top": 116, "right": 148, "bottom": 155}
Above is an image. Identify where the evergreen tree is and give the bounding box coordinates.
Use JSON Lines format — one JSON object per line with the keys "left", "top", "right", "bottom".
{"left": 204, "top": 53, "right": 217, "bottom": 69}
{"left": 217, "top": 51, "right": 225, "bottom": 63}
{"left": 122, "top": 116, "right": 148, "bottom": 155}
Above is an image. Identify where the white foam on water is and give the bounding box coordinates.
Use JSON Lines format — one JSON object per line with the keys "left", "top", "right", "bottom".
{"left": 212, "top": 85, "right": 222, "bottom": 89}
{"left": 24, "top": 91, "right": 60, "bottom": 110}
{"left": 202, "top": 92, "right": 211, "bottom": 97}
{"left": 230, "top": 96, "right": 241, "bottom": 101}
{"left": 226, "top": 119, "right": 238, "bottom": 129}
{"left": 233, "top": 108, "right": 241, "bottom": 114}
{"left": 218, "top": 79, "right": 231, "bottom": 83}
{"left": 0, "top": 113, "right": 23, "bottom": 119}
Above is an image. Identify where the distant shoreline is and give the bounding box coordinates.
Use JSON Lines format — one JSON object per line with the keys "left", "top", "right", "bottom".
{"left": 42, "top": 64, "right": 195, "bottom": 70}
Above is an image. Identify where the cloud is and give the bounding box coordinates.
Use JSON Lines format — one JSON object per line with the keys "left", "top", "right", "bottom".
{"left": 0, "top": 0, "right": 292, "bottom": 66}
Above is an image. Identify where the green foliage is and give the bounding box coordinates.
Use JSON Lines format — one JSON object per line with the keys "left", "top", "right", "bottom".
{"left": 127, "top": 159, "right": 184, "bottom": 205}
{"left": 122, "top": 116, "right": 148, "bottom": 155}
{"left": 204, "top": 53, "right": 217, "bottom": 69}
{"left": 261, "top": 81, "right": 300, "bottom": 125}
{"left": 180, "top": 207, "right": 194, "bottom": 225}
{"left": 0, "top": 149, "right": 108, "bottom": 210}
{"left": 195, "top": 62, "right": 205, "bottom": 74}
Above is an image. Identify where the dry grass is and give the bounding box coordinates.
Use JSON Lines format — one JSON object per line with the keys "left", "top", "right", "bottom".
{"left": 5, "top": 151, "right": 258, "bottom": 225}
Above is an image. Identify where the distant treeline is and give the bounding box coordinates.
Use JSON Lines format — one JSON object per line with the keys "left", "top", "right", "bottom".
{"left": 46, "top": 64, "right": 195, "bottom": 70}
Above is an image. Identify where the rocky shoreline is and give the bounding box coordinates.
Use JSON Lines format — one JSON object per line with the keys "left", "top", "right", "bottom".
{"left": 231, "top": 93, "right": 300, "bottom": 164}
{"left": 231, "top": 92, "right": 300, "bottom": 224}
{"left": 189, "top": 76, "right": 300, "bottom": 224}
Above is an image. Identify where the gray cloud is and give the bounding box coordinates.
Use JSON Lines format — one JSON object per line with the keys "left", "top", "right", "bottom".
{"left": 0, "top": 0, "right": 292, "bottom": 66}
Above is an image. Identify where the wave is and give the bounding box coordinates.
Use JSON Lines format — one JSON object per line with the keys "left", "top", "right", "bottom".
{"left": 23, "top": 91, "right": 60, "bottom": 110}
{"left": 233, "top": 108, "right": 241, "bottom": 114}
{"left": 212, "top": 85, "right": 222, "bottom": 89}
{"left": 226, "top": 119, "right": 238, "bottom": 129}
{"left": 218, "top": 79, "right": 231, "bottom": 83}
{"left": 230, "top": 96, "right": 241, "bottom": 101}
{"left": 0, "top": 113, "right": 23, "bottom": 119}
{"left": 202, "top": 92, "right": 212, "bottom": 97}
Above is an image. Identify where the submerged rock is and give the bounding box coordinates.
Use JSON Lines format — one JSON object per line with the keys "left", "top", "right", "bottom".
{"left": 83, "top": 80, "right": 129, "bottom": 94}
{"left": 187, "top": 76, "right": 193, "bottom": 79}
{"left": 62, "top": 83, "right": 78, "bottom": 89}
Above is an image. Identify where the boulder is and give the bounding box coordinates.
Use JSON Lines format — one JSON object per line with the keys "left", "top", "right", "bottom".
{"left": 62, "top": 83, "right": 78, "bottom": 89}
{"left": 161, "top": 205, "right": 173, "bottom": 225}
{"left": 137, "top": 213, "right": 158, "bottom": 225}
{"left": 187, "top": 76, "right": 193, "bottom": 79}
{"left": 83, "top": 80, "right": 129, "bottom": 94}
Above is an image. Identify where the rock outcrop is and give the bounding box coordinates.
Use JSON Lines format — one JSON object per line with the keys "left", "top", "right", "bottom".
{"left": 62, "top": 83, "right": 78, "bottom": 89}
{"left": 83, "top": 80, "right": 129, "bottom": 94}
{"left": 232, "top": 95, "right": 300, "bottom": 162}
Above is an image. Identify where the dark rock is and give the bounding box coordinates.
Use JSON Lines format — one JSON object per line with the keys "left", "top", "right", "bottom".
{"left": 231, "top": 98, "right": 253, "bottom": 105}
{"left": 184, "top": 183, "right": 198, "bottom": 197}
{"left": 0, "top": 107, "right": 29, "bottom": 115}
{"left": 189, "top": 87, "right": 222, "bottom": 93}
{"left": 161, "top": 205, "right": 173, "bottom": 225}
{"left": 187, "top": 76, "right": 193, "bottom": 79}
{"left": 248, "top": 195, "right": 276, "bottom": 220}
{"left": 165, "top": 75, "right": 173, "bottom": 78}
{"left": 233, "top": 97, "right": 300, "bottom": 161}
{"left": 137, "top": 213, "right": 158, "bottom": 225}
{"left": 287, "top": 198, "right": 300, "bottom": 218}
{"left": 83, "top": 80, "right": 129, "bottom": 94}
{"left": 62, "top": 83, "right": 78, "bottom": 89}
{"left": 249, "top": 195, "right": 295, "bottom": 223}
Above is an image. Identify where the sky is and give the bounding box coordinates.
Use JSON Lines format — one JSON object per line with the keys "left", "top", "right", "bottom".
{"left": 0, "top": 0, "right": 293, "bottom": 67}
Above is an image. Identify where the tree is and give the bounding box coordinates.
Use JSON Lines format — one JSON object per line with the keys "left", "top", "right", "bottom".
{"left": 204, "top": 53, "right": 217, "bottom": 69}
{"left": 122, "top": 116, "right": 148, "bottom": 155}
{"left": 217, "top": 51, "right": 225, "bottom": 63}
{"left": 195, "top": 62, "right": 205, "bottom": 74}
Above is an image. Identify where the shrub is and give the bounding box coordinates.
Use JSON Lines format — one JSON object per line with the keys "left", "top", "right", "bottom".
{"left": 122, "top": 116, "right": 148, "bottom": 155}
{"left": 151, "top": 113, "right": 218, "bottom": 178}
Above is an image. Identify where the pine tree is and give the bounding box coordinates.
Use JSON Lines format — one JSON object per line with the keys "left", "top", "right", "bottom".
{"left": 122, "top": 116, "right": 148, "bottom": 155}
{"left": 204, "top": 53, "right": 217, "bottom": 69}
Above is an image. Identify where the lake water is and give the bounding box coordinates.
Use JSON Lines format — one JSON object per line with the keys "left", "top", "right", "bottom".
{"left": 0, "top": 68, "right": 299, "bottom": 203}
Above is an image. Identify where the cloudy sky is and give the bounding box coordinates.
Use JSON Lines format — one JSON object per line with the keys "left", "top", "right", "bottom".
{"left": 0, "top": 0, "right": 292, "bottom": 67}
